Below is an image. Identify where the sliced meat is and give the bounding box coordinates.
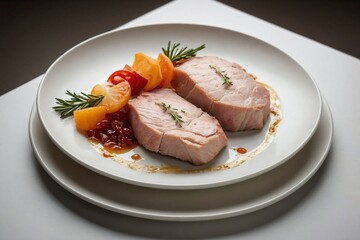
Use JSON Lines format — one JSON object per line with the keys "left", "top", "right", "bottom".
{"left": 127, "top": 88, "right": 228, "bottom": 165}
{"left": 172, "top": 56, "right": 271, "bottom": 131}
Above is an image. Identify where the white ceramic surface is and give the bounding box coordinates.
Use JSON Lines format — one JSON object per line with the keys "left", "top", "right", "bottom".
{"left": 29, "top": 96, "right": 332, "bottom": 221}
{"left": 36, "top": 24, "right": 322, "bottom": 189}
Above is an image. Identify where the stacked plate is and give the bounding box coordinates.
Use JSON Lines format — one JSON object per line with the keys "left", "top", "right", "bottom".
{"left": 29, "top": 24, "right": 333, "bottom": 221}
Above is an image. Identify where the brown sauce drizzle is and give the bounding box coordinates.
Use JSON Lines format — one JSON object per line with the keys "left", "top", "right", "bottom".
{"left": 90, "top": 78, "right": 282, "bottom": 174}
{"left": 89, "top": 139, "right": 137, "bottom": 154}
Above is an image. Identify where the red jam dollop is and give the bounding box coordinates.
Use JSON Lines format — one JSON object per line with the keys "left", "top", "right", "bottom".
{"left": 87, "top": 110, "right": 137, "bottom": 152}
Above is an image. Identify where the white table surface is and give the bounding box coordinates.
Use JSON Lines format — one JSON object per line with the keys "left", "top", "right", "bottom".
{"left": 1, "top": 0, "right": 359, "bottom": 239}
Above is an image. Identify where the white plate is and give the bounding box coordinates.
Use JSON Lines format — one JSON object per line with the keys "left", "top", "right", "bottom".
{"left": 36, "top": 24, "right": 321, "bottom": 189}
{"left": 29, "top": 97, "right": 332, "bottom": 221}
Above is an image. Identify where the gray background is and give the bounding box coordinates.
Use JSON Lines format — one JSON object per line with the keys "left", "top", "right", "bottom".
{"left": 1, "top": 0, "right": 359, "bottom": 95}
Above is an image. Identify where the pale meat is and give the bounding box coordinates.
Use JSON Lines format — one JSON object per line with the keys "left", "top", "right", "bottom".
{"left": 172, "top": 56, "right": 271, "bottom": 131}
{"left": 127, "top": 88, "right": 228, "bottom": 165}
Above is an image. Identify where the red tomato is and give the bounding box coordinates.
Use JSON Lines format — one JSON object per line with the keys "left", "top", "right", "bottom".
{"left": 107, "top": 65, "right": 148, "bottom": 96}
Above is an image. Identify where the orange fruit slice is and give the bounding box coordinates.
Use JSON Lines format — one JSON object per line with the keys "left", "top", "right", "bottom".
{"left": 132, "top": 52, "right": 162, "bottom": 91}
{"left": 74, "top": 106, "right": 107, "bottom": 131}
{"left": 157, "top": 53, "right": 174, "bottom": 88}
{"left": 91, "top": 81, "right": 131, "bottom": 113}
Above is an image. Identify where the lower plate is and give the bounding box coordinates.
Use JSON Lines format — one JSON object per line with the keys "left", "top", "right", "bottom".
{"left": 29, "top": 97, "right": 332, "bottom": 221}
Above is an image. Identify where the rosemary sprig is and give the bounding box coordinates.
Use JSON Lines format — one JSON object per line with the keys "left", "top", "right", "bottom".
{"left": 156, "top": 102, "right": 185, "bottom": 127}
{"left": 162, "top": 41, "right": 205, "bottom": 63}
{"left": 209, "top": 65, "right": 233, "bottom": 87}
{"left": 53, "top": 90, "right": 104, "bottom": 118}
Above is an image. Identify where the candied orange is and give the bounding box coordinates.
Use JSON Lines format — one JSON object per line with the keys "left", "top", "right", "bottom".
{"left": 91, "top": 81, "right": 131, "bottom": 113}
{"left": 132, "top": 52, "right": 162, "bottom": 91}
{"left": 157, "top": 53, "right": 174, "bottom": 88}
{"left": 74, "top": 106, "right": 107, "bottom": 131}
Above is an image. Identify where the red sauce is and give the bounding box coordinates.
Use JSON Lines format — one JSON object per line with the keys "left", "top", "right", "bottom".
{"left": 102, "top": 152, "right": 112, "bottom": 158}
{"left": 131, "top": 154, "right": 142, "bottom": 161}
{"left": 87, "top": 110, "right": 137, "bottom": 153}
{"left": 236, "top": 147, "right": 247, "bottom": 154}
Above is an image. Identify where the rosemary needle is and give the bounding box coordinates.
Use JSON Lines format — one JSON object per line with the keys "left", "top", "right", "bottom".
{"left": 156, "top": 102, "right": 185, "bottom": 127}
{"left": 162, "top": 41, "right": 205, "bottom": 63}
{"left": 53, "top": 90, "right": 104, "bottom": 118}
{"left": 209, "top": 65, "right": 233, "bottom": 87}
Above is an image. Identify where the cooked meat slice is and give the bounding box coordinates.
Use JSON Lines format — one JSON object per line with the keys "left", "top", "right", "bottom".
{"left": 127, "top": 88, "right": 228, "bottom": 165}
{"left": 172, "top": 56, "right": 271, "bottom": 131}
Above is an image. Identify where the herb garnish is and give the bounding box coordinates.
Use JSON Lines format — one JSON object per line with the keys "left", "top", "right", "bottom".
{"left": 162, "top": 41, "right": 205, "bottom": 63}
{"left": 156, "top": 102, "right": 185, "bottom": 127}
{"left": 53, "top": 90, "right": 104, "bottom": 118}
{"left": 209, "top": 65, "right": 233, "bottom": 87}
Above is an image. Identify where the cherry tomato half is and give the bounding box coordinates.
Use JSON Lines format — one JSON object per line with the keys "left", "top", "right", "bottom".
{"left": 107, "top": 65, "right": 148, "bottom": 96}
